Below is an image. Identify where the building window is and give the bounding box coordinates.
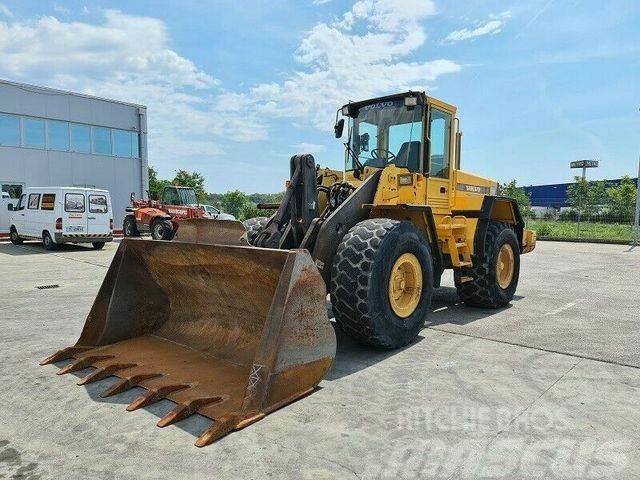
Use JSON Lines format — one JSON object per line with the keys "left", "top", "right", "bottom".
{"left": 113, "top": 129, "right": 131, "bottom": 157}
{"left": 92, "top": 127, "right": 111, "bottom": 155}
{"left": 1, "top": 113, "right": 141, "bottom": 159}
{"left": 23, "top": 117, "right": 46, "bottom": 149}
{"left": 0, "top": 113, "right": 20, "bottom": 146}
{"left": 132, "top": 133, "right": 140, "bottom": 158}
{"left": 65, "top": 193, "right": 85, "bottom": 213}
{"left": 70, "top": 124, "right": 91, "bottom": 153}
{"left": 28, "top": 193, "right": 41, "bottom": 209}
{"left": 41, "top": 193, "right": 56, "bottom": 211}
{"left": 47, "top": 120, "right": 70, "bottom": 151}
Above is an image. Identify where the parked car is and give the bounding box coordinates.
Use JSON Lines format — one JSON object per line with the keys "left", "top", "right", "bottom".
{"left": 8, "top": 187, "right": 113, "bottom": 250}
{"left": 201, "top": 204, "right": 236, "bottom": 221}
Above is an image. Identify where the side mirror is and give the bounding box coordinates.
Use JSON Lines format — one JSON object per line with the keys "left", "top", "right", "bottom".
{"left": 7, "top": 203, "right": 13, "bottom": 211}
{"left": 334, "top": 118, "right": 345, "bottom": 138}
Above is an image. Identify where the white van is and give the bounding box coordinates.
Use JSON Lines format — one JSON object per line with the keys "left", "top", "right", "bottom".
{"left": 8, "top": 187, "right": 113, "bottom": 250}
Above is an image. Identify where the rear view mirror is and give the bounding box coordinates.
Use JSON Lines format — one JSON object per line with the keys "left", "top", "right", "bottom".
{"left": 334, "top": 118, "right": 344, "bottom": 138}
{"left": 7, "top": 203, "right": 13, "bottom": 211}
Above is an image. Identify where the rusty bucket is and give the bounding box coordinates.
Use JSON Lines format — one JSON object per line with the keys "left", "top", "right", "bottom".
{"left": 174, "top": 218, "right": 247, "bottom": 245}
{"left": 41, "top": 239, "right": 336, "bottom": 447}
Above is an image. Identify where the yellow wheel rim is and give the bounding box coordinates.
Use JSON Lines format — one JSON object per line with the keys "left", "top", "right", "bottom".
{"left": 388, "top": 253, "right": 422, "bottom": 318}
{"left": 496, "top": 243, "right": 515, "bottom": 289}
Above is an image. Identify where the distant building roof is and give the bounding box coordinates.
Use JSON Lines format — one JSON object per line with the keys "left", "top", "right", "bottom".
{"left": 523, "top": 178, "right": 638, "bottom": 208}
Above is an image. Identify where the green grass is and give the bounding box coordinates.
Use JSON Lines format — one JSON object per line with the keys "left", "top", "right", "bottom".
{"left": 527, "top": 220, "right": 633, "bottom": 242}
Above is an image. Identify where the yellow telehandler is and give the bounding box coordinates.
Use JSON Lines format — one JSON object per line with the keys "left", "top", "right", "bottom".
{"left": 42, "top": 91, "right": 535, "bottom": 446}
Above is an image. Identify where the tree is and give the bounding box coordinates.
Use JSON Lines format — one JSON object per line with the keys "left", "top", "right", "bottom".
{"left": 498, "top": 180, "right": 533, "bottom": 218}
{"left": 567, "top": 177, "right": 607, "bottom": 219}
{"left": 148, "top": 166, "right": 170, "bottom": 200}
{"left": 172, "top": 169, "right": 207, "bottom": 203}
{"left": 219, "top": 190, "right": 250, "bottom": 219}
{"left": 606, "top": 176, "right": 637, "bottom": 222}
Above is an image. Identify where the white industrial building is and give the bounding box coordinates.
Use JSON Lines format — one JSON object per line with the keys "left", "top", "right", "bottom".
{"left": 0, "top": 79, "right": 148, "bottom": 234}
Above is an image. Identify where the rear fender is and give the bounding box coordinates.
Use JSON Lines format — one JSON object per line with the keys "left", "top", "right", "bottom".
{"left": 471, "top": 196, "right": 525, "bottom": 256}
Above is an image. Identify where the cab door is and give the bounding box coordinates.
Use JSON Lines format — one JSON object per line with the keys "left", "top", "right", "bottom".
{"left": 426, "top": 101, "right": 455, "bottom": 214}
{"left": 87, "top": 192, "right": 110, "bottom": 235}
{"left": 11, "top": 194, "right": 26, "bottom": 235}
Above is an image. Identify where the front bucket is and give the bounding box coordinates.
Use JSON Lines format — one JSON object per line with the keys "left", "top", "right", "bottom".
{"left": 41, "top": 239, "right": 336, "bottom": 446}
{"left": 174, "top": 218, "right": 246, "bottom": 245}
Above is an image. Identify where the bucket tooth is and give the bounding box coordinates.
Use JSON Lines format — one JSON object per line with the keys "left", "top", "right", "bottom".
{"left": 100, "top": 373, "right": 162, "bottom": 398}
{"left": 157, "top": 396, "right": 224, "bottom": 428}
{"left": 76, "top": 363, "right": 137, "bottom": 386}
{"left": 57, "top": 355, "right": 115, "bottom": 375}
{"left": 40, "top": 346, "right": 92, "bottom": 365}
{"left": 195, "top": 414, "right": 240, "bottom": 448}
{"left": 126, "top": 384, "right": 190, "bottom": 412}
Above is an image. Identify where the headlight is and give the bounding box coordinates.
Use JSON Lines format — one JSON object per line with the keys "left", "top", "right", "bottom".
{"left": 398, "top": 174, "right": 413, "bottom": 186}
{"left": 404, "top": 96, "right": 418, "bottom": 107}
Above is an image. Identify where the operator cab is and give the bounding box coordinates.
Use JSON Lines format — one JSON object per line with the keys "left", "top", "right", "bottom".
{"left": 161, "top": 186, "right": 199, "bottom": 206}
{"left": 336, "top": 92, "right": 456, "bottom": 181}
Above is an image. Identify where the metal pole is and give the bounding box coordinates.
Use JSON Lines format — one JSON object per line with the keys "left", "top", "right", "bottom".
{"left": 633, "top": 156, "right": 640, "bottom": 246}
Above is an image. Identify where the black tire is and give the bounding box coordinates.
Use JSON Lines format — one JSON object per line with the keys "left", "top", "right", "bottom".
{"left": 9, "top": 227, "right": 23, "bottom": 245}
{"left": 151, "top": 219, "right": 174, "bottom": 240}
{"left": 242, "top": 216, "right": 269, "bottom": 245}
{"left": 92, "top": 242, "right": 105, "bottom": 250}
{"left": 455, "top": 221, "right": 520, "bottom": 308}
{"left": 123, "top": 215, "right": 140, "bottom": 237}
{"left": 330, "top": 219, "right": 434, "bottom": 349}
{"left": 42, "top": 231, "right": 57, "bottom": 250}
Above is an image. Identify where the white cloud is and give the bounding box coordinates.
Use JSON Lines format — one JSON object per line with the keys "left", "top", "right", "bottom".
{"left": 0, "top": 10, "right": 266, "bottom": 176}
{"left": 291, "top": 143, "right": 326, "bottom": 154}
{"left": 239, "top": 0, "right": 460, "bottom": 131}
{"left": 0, "top": 3, "right": 13, "bottom": 18}
{"left": 0, "top": 3, "right": 463, "bottom": 186}
{"left": 312, "top": 0, "right": 332, "bottom": 5}
{"left": 443, "top": 11, "right": 511, "bottom": 43}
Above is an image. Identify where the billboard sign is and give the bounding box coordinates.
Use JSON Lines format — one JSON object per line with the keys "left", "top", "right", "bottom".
{"left": 570, "top": 160, "right": 599, "bottom": 169}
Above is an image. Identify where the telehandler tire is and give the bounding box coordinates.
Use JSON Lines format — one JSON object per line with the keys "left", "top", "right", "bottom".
{"left": 330, "top": 218, "right": 434, "bottom": 349}
{"left": 243, "top": 216, "right": 269, "bottom": 245}
{"left": 455, "top": 221, "right": 520, "bottom": 308}
{"left": 123, "top": 215, "right": 140, "bottom": 237}
{"left": 151, "top": 219, "right": 175, "bottom": 241}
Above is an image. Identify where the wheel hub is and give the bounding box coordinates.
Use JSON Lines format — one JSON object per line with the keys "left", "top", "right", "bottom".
{"left": 388, "top": 253, "right": 422, "bottom": 318}
{"left": 496, "top": 243, "right": 515, "bottom": 289}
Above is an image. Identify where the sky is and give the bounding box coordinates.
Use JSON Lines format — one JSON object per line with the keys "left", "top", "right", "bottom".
{"left": 0, "top": 0, "right": 638, "bottom": 193}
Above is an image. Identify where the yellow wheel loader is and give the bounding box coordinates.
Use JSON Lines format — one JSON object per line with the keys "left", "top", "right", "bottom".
{"left": 42, "top": 91, "right": 535, "bottom": 447}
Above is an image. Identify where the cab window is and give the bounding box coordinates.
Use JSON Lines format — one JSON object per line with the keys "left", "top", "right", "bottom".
{"left": 162, "top": 188, "right": 180, "bottom": 205}
{"left": 16, "top": 194, "right": 26, "bottom": 211}
{"left": 28, "top": 193, "right": 41, "bottom": 209}
{"left": 429, "top": 109, "right": 452, "bottom": 179}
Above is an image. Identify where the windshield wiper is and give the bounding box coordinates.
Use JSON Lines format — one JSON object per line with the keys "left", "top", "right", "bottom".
{"left": 344, "top": 142, "right": 365, "bottom": 172}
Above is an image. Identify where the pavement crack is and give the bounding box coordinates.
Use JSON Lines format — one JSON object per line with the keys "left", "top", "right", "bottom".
{"left": 427, "top": 326, "right": 640, "bottom": 370}
{"left": 500, "top": 358, "right": 582, "bottom": 434}
{"left": 270, "top": 439, "right": 361, "bottom": 480}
